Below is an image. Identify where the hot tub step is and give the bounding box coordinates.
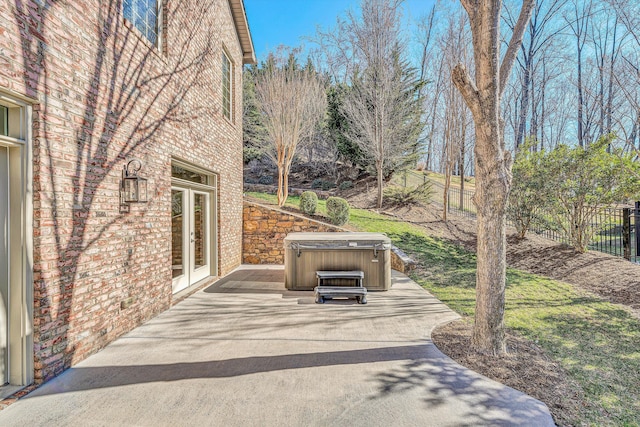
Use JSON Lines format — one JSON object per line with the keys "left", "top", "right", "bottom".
{"left": 314, "top": 286, "right": 368, "bottom": 304}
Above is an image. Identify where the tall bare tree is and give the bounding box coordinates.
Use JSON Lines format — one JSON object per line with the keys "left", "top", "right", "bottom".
{"left": 590, "top": 11, "right": 623, "bottom": 139}
{"left": 451, "top": 0, "right": 535, "bottom": 355}
{"left": 440, "top": 11, "right": 472, "bottom": 221}
{"left": 606, "top": 0, "right": 640, "bottom": 152}
{"left": 505, "top": 0, "right": 568, "bottom": 149}
{"left": 566, "top": 0, "right": 594, "bottom": 148}
{"left": 416, "top": 5, "right": 440, "bottom": 172}
{"left": 338, "top": 0, "right": 424, "bottom": 208}
{"left": 255, "top": 50, "right": 326, "bottom": 206}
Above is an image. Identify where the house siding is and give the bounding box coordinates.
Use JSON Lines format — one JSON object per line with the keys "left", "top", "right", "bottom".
{"left": 0, "top": 0, "right": 247, "bottom": 383}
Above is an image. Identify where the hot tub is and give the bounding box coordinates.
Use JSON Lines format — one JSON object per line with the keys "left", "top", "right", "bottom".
{"left": 284, "top": 232, "right": 392, "bottom": 291}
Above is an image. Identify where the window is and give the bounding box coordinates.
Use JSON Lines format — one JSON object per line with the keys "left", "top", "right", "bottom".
{"left": 0, "top": 105, "right": 7, "bottom": 136}
{"left": 222, "top": 51, "right": 232, "bottom": 120}
{"left": 123, "top": 0, "right": 161, "bottom": 46}
{"left": 171, "top": 164, "right": 209, "bottom": 185}
{"left": 0, "top": 100, "right": 24, "bottom": 141}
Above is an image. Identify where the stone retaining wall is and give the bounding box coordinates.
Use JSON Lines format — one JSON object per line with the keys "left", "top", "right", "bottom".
{"left": 243, "top": 201, "right": 344, "bottom": 264}
{"left": 242, "top": 201, "right": 414, "bottom": 272}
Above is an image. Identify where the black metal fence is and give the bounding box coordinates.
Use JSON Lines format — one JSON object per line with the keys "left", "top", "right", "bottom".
{"left": 446, "top": 186, "right": 640, "bottom": 263}
{"left": 398, "top": 170, "right": 430, "bottom": 187}
{"left": 447, "top": 186, "right": 476, "bottom": 219}
{"left": 584, "top": 204, "right": 640, "bottom": 262}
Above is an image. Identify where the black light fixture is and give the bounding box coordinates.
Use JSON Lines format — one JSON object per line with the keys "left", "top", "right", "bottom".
{"left": 121, "top": 158, "right": 148, "bottom": 203}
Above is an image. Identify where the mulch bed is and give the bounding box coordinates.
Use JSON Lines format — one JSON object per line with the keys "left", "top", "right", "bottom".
{"left": 432, "top": 320, "right": 586, "bottom": 426}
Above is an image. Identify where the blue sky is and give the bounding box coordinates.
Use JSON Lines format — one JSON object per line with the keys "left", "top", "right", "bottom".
{"left": 244, "top": 0, "right": 437, "bottom": 62}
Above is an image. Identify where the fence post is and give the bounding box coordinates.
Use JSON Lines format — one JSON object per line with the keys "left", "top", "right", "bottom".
{"left": 623, "top": 208, "right": 631, "bottom": 261}
{"left": 635, "top": 201, "right": 640, "bottom": 262}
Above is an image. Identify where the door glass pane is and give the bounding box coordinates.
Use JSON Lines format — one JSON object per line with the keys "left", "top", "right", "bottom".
{"left": 171, "top": 165, "right": 208, "bottom": 185}
{"left": 0, "top": 106, "right": 7, "bottom": 136}
{"left": 171, "top": 190, "right": 184, "bottom": 278}
{"left": 193, "top": 193, "right": 207, "bottom": 269}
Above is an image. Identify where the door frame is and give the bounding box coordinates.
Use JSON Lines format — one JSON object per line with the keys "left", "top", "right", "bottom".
{"left": 170, "top": 161, "right": 217, "bottom": 295}
{"left": 189, "top": 189, "right": 212, "bottom": 284}
{"left": 0, "top": 89, "right": 34, "bottom": 395}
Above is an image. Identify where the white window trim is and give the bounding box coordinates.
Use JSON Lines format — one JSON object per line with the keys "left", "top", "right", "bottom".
{"left": 122, "top": 0, "right": 164, "bottom": 50}
{"left": 222, "top": 48, "right": 233, "bottom": 122}
{"left": 0, "top": 90, "right": 34, "bottom": 394}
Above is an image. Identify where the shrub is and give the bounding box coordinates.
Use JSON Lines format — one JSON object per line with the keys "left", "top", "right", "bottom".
{"left": 507, "top": 139, "right": 546, "bottom": 238}
{"left": 299, "top": 191, "right": 318, "bottom": 215}
{"left": 528, "top": 137, "right": 640, "bottom": 251}
{"left": 338, "top": 180, "right": 353, "bottom": 191}
{"left": 383, "top": 182, "right": 434, "bottom": 207}
{"left": 311, "top": 179, "right": 336, "bottom": 191}
{"left": 258, "top": 175, "right": 274, "bottom": 185}
{"left": 243, "top": 147, "right": 262, "bottom": 163}
{"left": 326, "top": 197, "right": 350, "bottom": 226}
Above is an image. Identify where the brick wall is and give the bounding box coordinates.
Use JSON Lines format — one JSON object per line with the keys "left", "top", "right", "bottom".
{"left": 1, "top": 0, "right": 247, "bottom": 383}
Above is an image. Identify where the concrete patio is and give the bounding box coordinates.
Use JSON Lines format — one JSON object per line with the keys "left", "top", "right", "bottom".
{"left": 0, "top": 266, "right": 554, "bottom": 426}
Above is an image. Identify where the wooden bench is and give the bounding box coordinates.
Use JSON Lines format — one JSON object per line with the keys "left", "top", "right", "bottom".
{"left": 315, "top": 270, "right": 367, "bottom": 304}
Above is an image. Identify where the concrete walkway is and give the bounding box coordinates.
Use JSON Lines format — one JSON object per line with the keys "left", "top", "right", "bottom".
{"left": 0, "top": 266, "right": 555, "bottom": 426}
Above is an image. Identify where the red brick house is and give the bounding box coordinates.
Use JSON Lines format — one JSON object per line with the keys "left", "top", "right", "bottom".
{"left": 0, "top": 0, "right": 255, "bottom": 395}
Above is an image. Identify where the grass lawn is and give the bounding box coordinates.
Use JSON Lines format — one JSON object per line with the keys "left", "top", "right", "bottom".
{"left": 424, "top": 170, "right": 476, "bottom": 191}
{"left": 247, "top": 192, "right": 331, "bottom": 217}
{"left": 247, "top": 191, "right": 640, "bottom": 426}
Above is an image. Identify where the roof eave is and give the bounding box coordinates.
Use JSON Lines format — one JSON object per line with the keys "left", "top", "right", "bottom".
{"left": 228, "top": 0, "right": 257, "bottom": 65}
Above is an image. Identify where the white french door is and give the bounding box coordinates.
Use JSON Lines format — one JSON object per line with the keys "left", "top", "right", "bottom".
{"left": 171, "top": 187, "right": 212, "bottom": 294}
{"left": 0, "top": 92, "right": 34, "bottom": 394}
{"left": 0, "top": 146, "right": 8, "bottom": 385}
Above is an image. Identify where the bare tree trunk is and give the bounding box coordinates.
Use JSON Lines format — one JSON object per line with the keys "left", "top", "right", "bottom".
{"left": 282, "top": 169, "right": 290, "bottom": 204}
{"left": 443, "top": 170, "right": 450, "bottom": 221}
{"left": 577, "top": 46, "right": 585, "bottom": 147}
{"left": 605, "top": 18, "right": 619, "bottom": 136}
{"left": 453, "top": 0, "right": 534, "bottom": 355}
{"left": 540, "top": 58, "right": 547, "bottom": 150}
{"left": 530, "top": 70, "right": 539, "bottom": 147}
{"left": 418, "top": 5, "right": 439, "bottom": 172}
{"left": 459, "top": 122, "right": 466, "bottom": 209}
{"left": 442, "top": 107, "right": 453, "bottom": 221}
{"left": 473, "top": 139, "right": 509, "bottom": 354}
{"left": 277, "top": 164, "right": 286, "bottom": 206}
{"left": 426, "top": 63, "right": 444, "bottom": 171}
{"left": 515, "top": 43, "right": 533, "bottom": 148}
{"left": 377, "top": 162, "right": 384, "bottom": 209}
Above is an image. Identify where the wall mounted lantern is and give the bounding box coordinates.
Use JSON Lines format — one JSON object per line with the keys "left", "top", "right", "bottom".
{"left": 121, "top": 158, "right": 148, "bottom": 203}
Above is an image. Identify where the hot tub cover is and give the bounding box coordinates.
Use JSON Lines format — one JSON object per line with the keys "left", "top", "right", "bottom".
{"left": 284, "top": 232, "right": 391, "bottom": 250}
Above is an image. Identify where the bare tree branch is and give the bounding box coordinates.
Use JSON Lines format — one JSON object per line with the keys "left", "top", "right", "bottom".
{"left": 499, "top": 0, "right": 535, "bottom": 97}
{"left": 452, "top": 64, "right": 481, "bottom": 115}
